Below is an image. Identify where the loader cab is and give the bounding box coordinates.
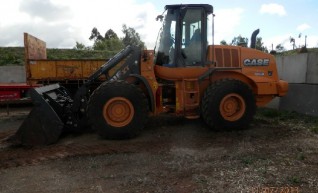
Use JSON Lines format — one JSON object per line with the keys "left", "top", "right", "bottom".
{"left": 155, "top": 4, "right": 213, "bottom": 67}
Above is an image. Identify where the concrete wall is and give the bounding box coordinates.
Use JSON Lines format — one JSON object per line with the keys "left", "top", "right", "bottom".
{"left": 274, "top": 52, "right": 318, "bottom": 116}
{"left": 279, "top": 84, "right": 318, "bottom": 116}
{"left": 276, "top": 53, "right": 308, "bottom": 83}
{"left": 0, "top": 66, "right": 26, "bottom": 83}
{"left": 307, "top": 53, "right": 318, "bottom": 84}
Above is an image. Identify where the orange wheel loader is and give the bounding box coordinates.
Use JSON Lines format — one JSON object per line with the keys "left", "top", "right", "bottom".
{"left": 12, "top": 4, "right": 288, "bottom": 146}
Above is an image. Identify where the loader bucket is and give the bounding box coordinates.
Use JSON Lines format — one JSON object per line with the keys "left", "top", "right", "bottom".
{"left": 12, "top": 85, "right": 65, "bottom": 146}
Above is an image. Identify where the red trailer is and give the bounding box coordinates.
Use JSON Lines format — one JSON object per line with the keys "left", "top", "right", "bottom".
{"left": 0, "top": 83, "right": 38, "bottom": 115}
{"left": 0, "top": 83, "right": 36, "bottom": 101}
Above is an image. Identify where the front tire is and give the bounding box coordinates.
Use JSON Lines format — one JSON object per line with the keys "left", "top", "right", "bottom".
{"left": 201, "top": 79, "right": 256, "bottom": 130}
{"left": 87, "top": 80, "right": 148, "bottom": 139}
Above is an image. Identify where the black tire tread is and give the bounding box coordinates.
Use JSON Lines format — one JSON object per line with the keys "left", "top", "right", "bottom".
{"left": 201, "top": 79, "right": 256, "bottom": 130}
{"left": 87, "top": 80, "right": 148, "bottom": 139}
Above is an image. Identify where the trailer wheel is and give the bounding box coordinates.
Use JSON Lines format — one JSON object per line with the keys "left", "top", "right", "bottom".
{"left": 201, "top": 79, "right": 256, "bottom": 130}
{"left": 87, "top": 80, "right": 148, "bottom": 139}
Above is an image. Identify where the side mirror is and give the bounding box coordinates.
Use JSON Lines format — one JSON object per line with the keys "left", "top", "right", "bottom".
{"left": 156, "top": 15, "right": 164, "bottom": 21}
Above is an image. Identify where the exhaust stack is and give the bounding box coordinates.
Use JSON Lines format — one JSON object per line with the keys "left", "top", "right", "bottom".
{"left": 250, "top": 29, "right": 260, "bottom": 49}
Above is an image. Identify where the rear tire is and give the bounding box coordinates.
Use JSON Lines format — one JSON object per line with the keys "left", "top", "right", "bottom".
{"left": 87, "top": 80, "right": 148, "bottom": 139}
{"left": 201, "top": 79, "right": 256, "bottom": 130}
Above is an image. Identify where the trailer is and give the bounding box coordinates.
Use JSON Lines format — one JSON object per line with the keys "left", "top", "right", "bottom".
{"left": 0, "top": 33, "right": 108, "bottom": 101}
{"left": 24, "top": 33, "right": 107, "bottom": 92}
{"left": 0, "top": 83, "right": 34, "bottom": 101}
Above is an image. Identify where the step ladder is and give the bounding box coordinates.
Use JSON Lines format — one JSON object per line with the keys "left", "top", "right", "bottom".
{"left": 182, "top": 79, "right": 200, "bottom": 119}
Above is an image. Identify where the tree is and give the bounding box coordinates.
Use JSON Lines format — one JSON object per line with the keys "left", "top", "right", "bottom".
{"left": 276, "top": 44, "right": 285, "bottom": 52}
{"left": 87, "top": 26, "right": 145, "bottom": 50}
{"left": 231, "top": 35, "right": 248, "bottom": 47}
{"left": 220, "top": 35, "right": 268, "bottom": 52}
{"left": 290, "top": 37, "right": 296, "bottom": 50}
{"left": 220, "top": 40, "right": 228, "bottom": 45}
{"left": 89, "top": 27, "right": 124, "bottom": 51}
{"left": 255, "top": 37, "right": 268, "bottom": 53}
{"left": 74, "top": 42, "right": 89, "bottom": 50}
{"left": 121, "top": 24, "right": 145, "bottom": 48}
{"left": 93, "top": 38, "right": 124, "bottom": 51}
{"left": 105, "top": 29, "right": 119, "bottom": 40}
{"left": 89, "top": 27, "right": 104, "bottom": 42}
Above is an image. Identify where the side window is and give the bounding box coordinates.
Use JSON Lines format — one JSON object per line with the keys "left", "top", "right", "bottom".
{"left": 169, "top": 21, "right": 176, "bottom": 64}
{"left": 181, "top": 9, "right": 202, "bottom": 66}
{"left": 155, "top": 10, "right": 177, "bottom": 66}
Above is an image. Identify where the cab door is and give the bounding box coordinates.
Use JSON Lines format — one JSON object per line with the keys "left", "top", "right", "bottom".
{"left": 176, "top": 8, "right": 207, "bottom": 67}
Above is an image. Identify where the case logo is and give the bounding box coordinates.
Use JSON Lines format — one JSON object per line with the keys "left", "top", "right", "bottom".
{"left": 244, "top": 58, "right": 269, "bottom": 66}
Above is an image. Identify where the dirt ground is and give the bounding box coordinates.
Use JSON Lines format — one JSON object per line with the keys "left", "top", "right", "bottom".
{"left": 0, "top": 106, "right": 317, "bottom": 193}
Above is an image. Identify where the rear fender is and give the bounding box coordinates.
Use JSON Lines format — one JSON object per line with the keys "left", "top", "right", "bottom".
{"left": 126, "top": 74, "right": 155, "bottom": 112}
{"left": 209, "top": 70, "right": 257, "bottom": 92}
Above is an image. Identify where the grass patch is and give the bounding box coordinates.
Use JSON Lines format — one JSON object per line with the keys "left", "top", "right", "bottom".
{"left": 310, "top": 125, "right": 318, "bottom": 134}
{"left": 296, "top": 153, "right": 305, "bottom": 161}
{"left": 257, "top": 108, "right": 318, "bottom": 127}
{"left": 241, "top": 156, "right": 255, "bottom": 166}
{"left": 256, "top": 108, "right": 300, "bottom": 120}
{"left": 287, "top": 176, "right": 302, "bottom": 185}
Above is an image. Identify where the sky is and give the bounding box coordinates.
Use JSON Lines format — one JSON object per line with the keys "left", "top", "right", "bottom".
{"left": 0, "top": 0, "right": 317, "bottom": 51}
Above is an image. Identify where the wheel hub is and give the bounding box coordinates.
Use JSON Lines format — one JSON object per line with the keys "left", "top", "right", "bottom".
{"left": 103, "top": 97, "right": 134, "bottom": 127}
{"left": 220, "top": 94, "right": 246, "bottom": 121}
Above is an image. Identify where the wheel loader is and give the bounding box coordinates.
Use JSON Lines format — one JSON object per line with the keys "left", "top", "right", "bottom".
{"left": 12, "top": 4, "right": 288, "bottom": 146}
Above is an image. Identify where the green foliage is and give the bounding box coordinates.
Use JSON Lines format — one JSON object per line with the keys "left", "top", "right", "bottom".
{"left": 0, "top": 24, "right": 147, "bottom": 65}
{"left": 0, "top": 47, "right": 118, "bottom": 65}
{"left": 255, "top": 37, "right": 268, "bottom": 53}
{"left": 275, "top": 43, "right": 286, "bottom": 53}
{"left": 46, "top": 48, "right": 117, "bottom": 60}
{"left": 0, "top": 47, "right": 24, "bottom": 66}
{"left": 231, "top": 35, "right": 248, "bottom": 47}
{"left": 121, "top": 24, "right": 145, "bottom": 48}
{"left": 220, "top": 35, "right": 268, "bottom": 53}
{"left": 220, "top": 40, "right": 227, "bottom": 45}
{"left": 219, "top": 36, "right": 248, "bottom": 46}
{"left": 89, "top": 27, "right": 126, "bottom": 51}
{"left": 104, "top": 29, "right": 119, "bottom": 40}
{"left": 89, "top": 27, "right": 103, "bottom": 42}
{"left": 275, "top": 47, "right": 318, "bottom": 56}
{"left": 93, "top": 38, "right": 124, "bottom": 51}
{"left": 74, "top": 42, "right": 90, "bottom": 50}
{"left": 1, "top": 25, "right": 146, "bottom": 65}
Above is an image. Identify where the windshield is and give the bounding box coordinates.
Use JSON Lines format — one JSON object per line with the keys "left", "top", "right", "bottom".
{"left": 154, "top": 9, "right": 177, "bottom": 66}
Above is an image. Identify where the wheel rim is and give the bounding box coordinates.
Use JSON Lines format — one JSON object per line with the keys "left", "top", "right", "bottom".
{"left": 220, "top": 93, "right": 246, "bottom": 121}
{"left": 103, "top": 97, "right": 134, "bottom": 127}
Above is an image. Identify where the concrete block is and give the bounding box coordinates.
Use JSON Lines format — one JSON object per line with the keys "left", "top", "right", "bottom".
{"left": 275, "top": 56, "right": 284, "bottom": 79}
{"left": 276, "top": 54, "right": 308, "bottom": 83}
{"left": 0, "top": 66, "right": 26, "bottom": 83}
{"left": 306, "top": 52, "right": 318, "bottom": 84}
{"left": 280, "top": 83, "right": 318, "bottom": 116}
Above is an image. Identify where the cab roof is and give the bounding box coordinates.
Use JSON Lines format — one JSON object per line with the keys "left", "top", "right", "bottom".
{"left": 165, "top": 4, "right": 213, "bottom": 14}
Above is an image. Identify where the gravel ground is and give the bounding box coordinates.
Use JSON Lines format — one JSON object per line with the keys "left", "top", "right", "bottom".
{"left": 0, "top": 107, "right": 317, "bottom": 193}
